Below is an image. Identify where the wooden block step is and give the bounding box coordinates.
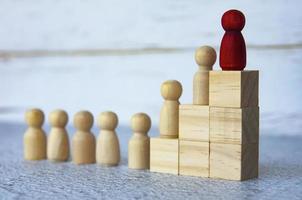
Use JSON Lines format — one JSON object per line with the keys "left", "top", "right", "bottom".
{"left": 150, "top": 138, "right": 179, "bottom": 175}
{"left": 210, "top": 142, "right": 259, "bottom": 181}
{"left": 179, "top": 140, "right": 209, "bottom": 177}
{"left": 179, "top": 105, "right": 209, "bottom": 142}
{"left": 210, "top": 106, "right": 259, "bottom": 144}
{"left": 209, "top": 70, "right": 258, "bottom": 108}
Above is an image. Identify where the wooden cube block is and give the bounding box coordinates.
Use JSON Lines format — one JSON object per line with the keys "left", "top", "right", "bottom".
{"left": 150, "top": 138, "right": 178, "bottom": 174}
{"left": 210, "top": 142, "right": 258, "bottom": 181}
{"left": 179, "top": 105, "right": 209, "bottom": 141}
{"left": 209, "top": 70, "right": 258, "bottom": 108}
{"left": 179, "top": 140, "right": 209, "bottom": 177}
{"left": 210, "top": 107, "right": 259, "bottom": 144}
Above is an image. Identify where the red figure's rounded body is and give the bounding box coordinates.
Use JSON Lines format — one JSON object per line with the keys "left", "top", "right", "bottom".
{"left": 220, "top": 9, "right": 246, "bottom": 71}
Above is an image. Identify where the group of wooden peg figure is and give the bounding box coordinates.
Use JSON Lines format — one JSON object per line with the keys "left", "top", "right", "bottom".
{"left": 24, "top": 109, "right": 152, "bottom": 169}
{"left": 23, "top": 44, "right": 259, "bottom": 181}
{"left": 24, "top": 9, "right": 259, "bottom": 181}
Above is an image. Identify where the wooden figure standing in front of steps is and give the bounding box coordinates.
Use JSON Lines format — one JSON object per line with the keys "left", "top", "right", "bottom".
{"left": 160, "top": 80, "right": 182, "bottom": 138}
{"left": 96, "top": 111, "right": 120, "bottom": 166}
{"left": 220, "top": 9, "right": 246, "bottom": 70}
{"left": 128, "top": 113, "right": 151, "bottom": 170}
{"left": 24, "top": 108, "right": 47, "bottom": 160}
{"left": 193, "top": 46, "right": 216, "bottom": 105}
{"left": 72, "top": 111, "right": 96, "bottom": 164}
{"left": 47, "top": 109, "right": 69, "bottom": 162}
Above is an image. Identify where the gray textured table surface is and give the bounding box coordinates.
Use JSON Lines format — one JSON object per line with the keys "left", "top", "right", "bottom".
{"left": 0, "top": 122, "right": 301, "bottom": 200}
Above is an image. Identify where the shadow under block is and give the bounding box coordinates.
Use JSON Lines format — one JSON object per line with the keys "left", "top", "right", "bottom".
{"left": 210, "top": 142, "right": 259, "bottom": 181}
{"left": 210, "top": 107, "right": 259, "bottom": 144}
{"left": 150, "top": 138, "right": 179, "bottom": 175}
{"left": 209, "top": 70, "right": 259, "bottom": 108}
{"left": 179, "top": 140, "right": 209, "bottom": 177}
{"left": 179, "top": 105, "right": 209, "bottom": 141}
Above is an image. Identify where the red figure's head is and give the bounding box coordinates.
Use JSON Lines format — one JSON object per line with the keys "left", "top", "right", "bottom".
{"left": 222, "top": 9, "right": 245, "bottom": 31}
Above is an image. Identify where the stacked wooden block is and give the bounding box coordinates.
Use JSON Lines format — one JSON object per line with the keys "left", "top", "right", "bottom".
{"left": 209, "top": 70, "right": 259, "bottom": 180}
{"left": 150, "top": 46, "right": 259, "bottom": 181}
{"left": 179, "top": 104, "right": 210, "bottom": 177}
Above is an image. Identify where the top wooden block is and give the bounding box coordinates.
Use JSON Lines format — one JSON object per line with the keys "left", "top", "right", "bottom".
{"left": 209, "top": 70, "right": 258, "bottom": 108}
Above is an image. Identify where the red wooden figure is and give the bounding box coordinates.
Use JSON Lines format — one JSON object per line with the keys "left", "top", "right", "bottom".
{"left": 219, "top": 9, "right": 246, "bottom": 71}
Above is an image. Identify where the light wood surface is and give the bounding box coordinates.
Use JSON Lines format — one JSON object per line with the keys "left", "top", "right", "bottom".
{"left": 159, "top": 80, "right": 182, "bottom": 138}
{"left": 72, "top": 111, "right": 96, "bottom": 164}
{"left": 47, "top": 109, "right": 69, "bottom": 162}
{"left": 209, "top": 70, "right": 259, "bottom": 108}
{"left": 128, "top": 113, "right": 151, "bottom": 170}
{"left": 96, "top": 111, "right": 120, "bottom": 166}
{"left": 179, "top": 104, "right": 209, "bottom": 141}
{"left": 179, "top": 140, "right": 209, "bottom": 177}
{"left": 24, "top": 108, "right": 47, "bottom": 160}
{"left": 210, "top": 107, "right": 259, "bottom": 144}
{"left": 210, "top": 142, "right": 258, "bottom": 181}
{"left": 193, "top": 46, "right": 216, "bottom": 105}
{"left": 150, "top": 138, "right": 179, "bottom": 174}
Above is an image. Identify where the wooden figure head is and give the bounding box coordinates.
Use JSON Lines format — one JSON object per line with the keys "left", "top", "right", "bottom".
{"left": 131, "top": 113, "right": 151, "bottom": 134}
{"left": 98, "top": 111, "right": 118, "bottom": 131}
{"left": 161, "top": 80, "right": 182, "bottom": 101}
{"left": 49, "top": 109, "right": 68, "bottom": 127}
{"left": 195, "top": 46, "right": 216, "bottom": 70}
{"left": 74, "top": 111, "right": 93, "bottom": 131}
{"left": 25, "top": 108, "right": 44, "bottom": 127}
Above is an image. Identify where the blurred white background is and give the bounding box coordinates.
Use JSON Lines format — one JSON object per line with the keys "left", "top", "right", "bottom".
{"left": 0, "top": 0, "right": 301, "bottom": 135}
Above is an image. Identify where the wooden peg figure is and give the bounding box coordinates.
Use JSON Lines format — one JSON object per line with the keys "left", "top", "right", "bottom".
{"left": 24, "top": 108, "right": 47, "bottom": 160}
{"left": 47, "top": 109, "right": 69, "bottom": 162}
{"left": 160, "top": 80, "right": 182, "bottom": 138}
{"left": 193, "top": 46, "right": 216, "bottom": 105}
{"left": 128, "top": 113, "right": 151, "bottom": 170}
{"left": 96, "top": 111, "right": 120, "bottom": 166}
{"left": 220, "top": 9, "right": 246, "bottom": 70}
{"left": 72, "top": 111, "right": 96, "bottom": 164}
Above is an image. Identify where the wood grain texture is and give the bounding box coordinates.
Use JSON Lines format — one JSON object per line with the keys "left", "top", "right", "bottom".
{"left": 47, "top": 128, "right": 69, "bottom": 162}
{"left": 210, "top": 142, "right": 258, "bottom": 181}
{"left": 150, "top": 138, "right": 179, "bottom": 174}
{"left": 128, "top": 113, "right": 151, "bottom": 170}
{"left": 209, "top": 70, "right": 259, "bottom": 108}
{"left": 47, "top": 110, "right": 69, "bottom": 162}
{"left": 72, "top": 131, "right": 96, "bottom": 164}
{"left": 159, "top": 80, "right": 182, "bottom": 138}
{"left": 24, "top": 128, "right": 47, "bottom": 160}
{"left": 96, "top": 111, "right": 120, "bottom": 166}
{"left": 160, "top": 101, "right": 180, "bottom": 138}
{"left": 72, "top": 111, "right": 96, "bottom": 164}
{"left": 24, "top": 108, "right": 47, "bottom": 161}
{"left": 193, "top": 46, "right": 216, "bottom": 105}
{"left": 179, "top": 104, "right": 209, "bottom": 141}
{"left": 179, "top": 140, "right": 209, "bottom": 177}
{"left": 210, "top": 107, "right": 259, "bottom": 144}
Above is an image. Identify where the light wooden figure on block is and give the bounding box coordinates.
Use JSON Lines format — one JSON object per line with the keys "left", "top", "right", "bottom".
{"left": 128, "top": 113, "right": 151, "bottom": 170}
{"left": 150, "top": 138, "right": 179, "bottom": 174}
{"left": 179, "top": 104, "right": 209, "bottom": 141}
{"left": 96, "top": 111, "right": 120, "bottom": 166}
{"left": 210, "top": 107, "right": 259, "bottom": 144}
{"left": 179, "top": 140, "right": 209, "bottom": 177}
{"left": 209, "top": 70, "right": 259, "bottom": 108}
{"left": 72, "top": 111, "right": 96, "bottom": 164}
{"left": 159, "top": 80, "right": 182, "bottom": 138}
{"left": 24, "top": 108, "right": 47, "bottom": 160}
{"left": 193, "top": 46, "right": 216, "bottom": 105}
{"left": 210, "top": 142, "right": 258, "bottom": 181}
{"left": 47, "top": 109, "right": 69, "bottom": 162}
